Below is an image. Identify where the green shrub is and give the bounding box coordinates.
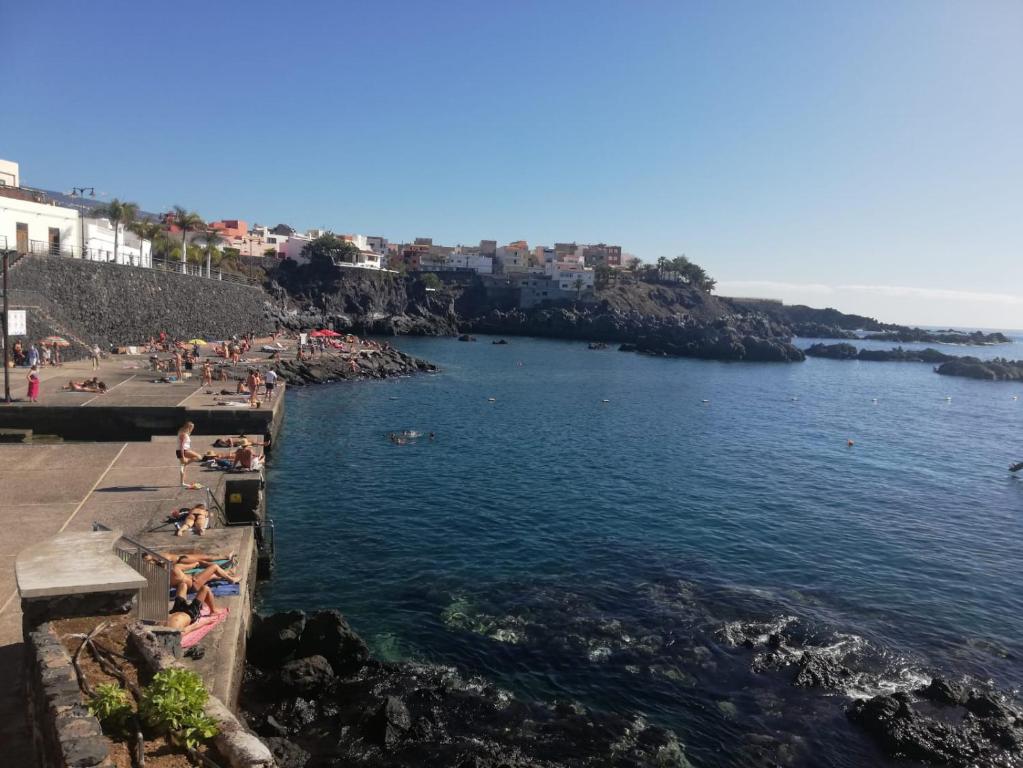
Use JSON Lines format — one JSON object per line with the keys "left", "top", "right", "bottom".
{"left": 88, "top": 683, "right": 133, "bottom": 736}
{"left": 140, "top": 668, "right": 218, "bottom": 750}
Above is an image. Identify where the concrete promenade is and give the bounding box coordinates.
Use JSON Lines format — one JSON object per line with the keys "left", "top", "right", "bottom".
{"left": 0, "top": 435, "right": 267, "bottom": 762}
{"left": 0, "top": 349, "right": 285, "bottom": 441}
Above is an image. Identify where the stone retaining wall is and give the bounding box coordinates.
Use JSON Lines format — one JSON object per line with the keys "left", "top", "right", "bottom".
{"left": 9, "top": 255, "right": 274, "bottom": 351}
{"left": 26, "top": 623, "right": 112, "bottom": 768}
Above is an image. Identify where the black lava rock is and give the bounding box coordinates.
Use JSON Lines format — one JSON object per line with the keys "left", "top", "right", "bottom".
{"left": 296, "top": 610, "right": 371, "bottom": 677}
{"left": 277, "top": 655, "right": 335, "bottom": 695}
{"left": 248, "top": 610, "right": 306, "bottom": 668}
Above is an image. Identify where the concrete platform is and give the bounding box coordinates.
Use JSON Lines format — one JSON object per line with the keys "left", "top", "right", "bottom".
{"left": 0, "top": 434, "right": 266, "bottom": 753}
{"left": 135, "top": 526, "right": 257, "bottom": 704}
{"left": 16, "top": 529, "right": 146, "bottom": 598}
{"left": 0, "top": 351, "right": 285, "bottom": 441}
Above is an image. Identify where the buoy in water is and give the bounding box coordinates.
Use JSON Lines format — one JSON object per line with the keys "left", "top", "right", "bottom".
{"left": 601, "top": 399, "right": 610, "bottom": 403}
{"left": 871, "top": 398, "right": 879, "bottom": 403}
{"left": 945, "top": 396, "right": 952, "bottom": 402}
{"left": 701, "top": 399, "right": 710, "bottom": 404}
{"left": 488, "top": 397, "right": 496, "bottom": 402}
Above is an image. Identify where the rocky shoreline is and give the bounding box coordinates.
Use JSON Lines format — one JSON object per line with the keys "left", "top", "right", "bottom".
{"left": 804, "top": 343, "right": 1023, "bottom": 381}
{"left": 270, "top": 347, "right": 437, "bottom": 386}
{"left": 240, "top": 610, "right": 689, "bottom": 768}
{"left": 468, "top": 307, "right": 805, "bottom": 362}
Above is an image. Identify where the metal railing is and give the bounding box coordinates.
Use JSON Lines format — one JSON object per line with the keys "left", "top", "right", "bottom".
{"left": 13, "top": 242, "right": 264, "bottom": 287}
{"left": 93, "top": 523, "right": 171, "bottom": 623}
{"left": 150, "top": 255, "right": 262, "bottom": 286}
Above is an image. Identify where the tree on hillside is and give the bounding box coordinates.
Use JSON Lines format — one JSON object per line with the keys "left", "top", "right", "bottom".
{"left": 90, "top": 199, "right": 139, "bottom": 263}
{"left": 642, "top": 254, "right": 715, "bottom": 292}
{"left": 300, "top": 235, "right": 361, "bottom": 271}
{"left": 594, "top": 263, "right": 613, "bottom": 290}
{"left": 127, "top": 219, "right": 162, "bottom": 266}
{"left": 196, "top": 228, "right": 225, "bottom": 278}
{"left": 171, "top": 206, "right": 204, "bottom": 274}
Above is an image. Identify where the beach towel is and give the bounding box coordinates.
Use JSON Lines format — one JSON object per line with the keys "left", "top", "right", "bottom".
{"left": 168, "top": 580, "right": 238, "bottom": 598}
{"left": 181, "top": 606, "right": 229, "bottom": 649}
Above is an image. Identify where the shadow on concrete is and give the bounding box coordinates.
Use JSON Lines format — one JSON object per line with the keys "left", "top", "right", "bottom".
{"left": 0, "top": 642, "right": 34, "bottom": 765}
{"left": 95, "top": 485, "right": 164, "bottom": 493}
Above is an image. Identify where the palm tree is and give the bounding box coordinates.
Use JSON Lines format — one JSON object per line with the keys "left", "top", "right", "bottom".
{"left": 90, "top": 199, "right": 139, "bottom": 263}
{"left": 127, "top": 220, "right": 162, "bottom": 267}
{"left": 171, "top": 206, "right": 204, "bottom": 274}
{"left": 196, "top": 228, "right": 226, "bottom": 278}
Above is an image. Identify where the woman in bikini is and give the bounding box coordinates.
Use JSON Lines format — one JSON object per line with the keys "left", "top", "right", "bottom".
{"left": 176, "top": 422, "right": 203, "bottom": 486}
{"left": 160, "top": 551, "right": 241, "bottom": 590}
{"left": 176, "top": 502, "right": 209, "bottom": 536}
{"left": 166, "top": 583, "right": 225, "bottom": 634}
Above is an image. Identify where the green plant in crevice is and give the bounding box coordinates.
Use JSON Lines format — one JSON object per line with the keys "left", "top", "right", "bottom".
{"left": 88, "top": 683, "right": 133, "bottom": 736}
{"left": 140, "top": 668, "right": 218, "bottom": 750}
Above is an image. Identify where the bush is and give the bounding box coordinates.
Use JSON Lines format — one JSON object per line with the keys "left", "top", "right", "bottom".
{"left": 420, "top": 272, "right": 441, "bottom": 289}
{"left": 88, "top": 683, "right": 133, "bottom": 736}
{"left": 140, "top": 668, "right": 218, "bottom": 750}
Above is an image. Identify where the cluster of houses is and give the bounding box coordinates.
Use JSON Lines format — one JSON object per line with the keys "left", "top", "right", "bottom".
{"left": 0, "top": 157, "right": 631, "bottom": 302}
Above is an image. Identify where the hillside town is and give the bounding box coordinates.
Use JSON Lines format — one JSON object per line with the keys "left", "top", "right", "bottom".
{"left": 0, "top": 157, "right": 634, "bottom": 305}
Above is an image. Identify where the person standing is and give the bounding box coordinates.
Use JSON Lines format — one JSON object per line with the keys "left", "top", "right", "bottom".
{"left": 41, "top": 344, "right": 51, "bottom": 367}
{"left": 27, "top": 344, "right": 39, "bottom": 368}
{"left": 176, "top": 421, "right": 203, "bottom": 486}
{"left": 264, "top": 367, "right": 278, "bottom": 400}
{"left": 26, "top": 365, "right": 40, "bottom": 403}
{"left": 91, "top": 343, "right": 102, "bottom": 370}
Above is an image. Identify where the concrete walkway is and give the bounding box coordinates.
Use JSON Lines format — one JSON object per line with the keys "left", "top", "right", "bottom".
{"left": 0, "top": 435, "right": 256, "bottom": 761}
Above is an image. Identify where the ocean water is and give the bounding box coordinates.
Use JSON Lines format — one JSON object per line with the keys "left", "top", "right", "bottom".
{"left": 261, "top": 334, "right": 1023, "bottom": 767}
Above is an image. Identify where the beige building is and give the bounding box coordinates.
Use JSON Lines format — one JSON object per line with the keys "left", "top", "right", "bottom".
{"left": 0, "top": 158, "right": 19, "bottom": 187}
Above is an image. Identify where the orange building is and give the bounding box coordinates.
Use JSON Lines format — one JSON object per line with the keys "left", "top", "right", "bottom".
{"left": 209, "top": 219, "right": 248, "bottom": 239}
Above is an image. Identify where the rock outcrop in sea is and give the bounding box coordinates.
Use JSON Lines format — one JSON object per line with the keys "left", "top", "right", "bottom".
{"left": 241, "top": 610, "right": 691, "bottom": 767}
{"left": 270, "top": 346, "right": 437, "bottom": 386}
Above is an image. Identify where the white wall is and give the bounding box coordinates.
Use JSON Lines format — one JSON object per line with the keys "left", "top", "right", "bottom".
{"left": 83, "top": 218, "right": 151, "bottom": 267}
{"left": 0, "top": 196, "right": 80, "bottom": 254}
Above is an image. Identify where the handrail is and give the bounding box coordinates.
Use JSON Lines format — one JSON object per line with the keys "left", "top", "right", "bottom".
{"left": 16, "top": 247, "right": 263, "bottom": 287}
{"left": 93, "top": 522, "right": 171, "bottom": 622}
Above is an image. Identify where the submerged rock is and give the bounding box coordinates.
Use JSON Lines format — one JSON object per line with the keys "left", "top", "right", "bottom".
{"left": 241, "top": 609, "right": 692, "bottom": 767}
{"left": 849, "top": 686, "right": 1023, "bottom": 766}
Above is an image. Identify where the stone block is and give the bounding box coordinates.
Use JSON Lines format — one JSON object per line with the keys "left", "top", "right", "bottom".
{"left": 59, "top": 733, "right": 109, "bottom": 767}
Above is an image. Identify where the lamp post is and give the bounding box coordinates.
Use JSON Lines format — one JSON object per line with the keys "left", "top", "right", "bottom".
{"left": 69, "top": 187, "right": 95, "bottom": 259}
{"left": 1, "top": 246, "right": 12, "bottom": 402}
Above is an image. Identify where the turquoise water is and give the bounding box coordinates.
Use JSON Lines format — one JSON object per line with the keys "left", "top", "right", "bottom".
{"left": 261, "top": 335, "right": 1023, "bottom": 767}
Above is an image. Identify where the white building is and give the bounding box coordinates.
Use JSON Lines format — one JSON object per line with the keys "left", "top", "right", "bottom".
{"left": 0, "top": 188, "right": 81, "bottom": 256}
{"left": 548, "top": 261, "right": 595, "bottom": 292}
{"left": 448, "top": 251, "right": 493, "bottom": 274}
{"left": 82, "top": 217, "right": 151, "bottom": 267}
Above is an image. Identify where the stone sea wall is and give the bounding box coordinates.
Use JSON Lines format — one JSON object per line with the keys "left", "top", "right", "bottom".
{"left": 26, "top": 622, "right": 111, "bottom": 768}
{"left": 9, "top": 255, "right": 274, "bottom": 352}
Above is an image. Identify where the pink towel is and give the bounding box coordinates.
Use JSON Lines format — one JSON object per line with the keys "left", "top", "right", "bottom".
{"left": 181, "top": 606, "right": 229, "bottom": 649}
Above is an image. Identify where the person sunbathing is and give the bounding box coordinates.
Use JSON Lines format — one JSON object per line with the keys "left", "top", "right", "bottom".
{"left": 63, "top": 378, "right": 107, "bottom": 393}
{"left": 159, "top": 552, "right": 241, "bottom": 591}
{"left": 232, "top": 441, "right": 264, "bottom": 470}
{"left": 175, "top": 503, "right": 209, "bottom": 536}
{"left": 165, "top": 583, "right": 225, "bottom": 634}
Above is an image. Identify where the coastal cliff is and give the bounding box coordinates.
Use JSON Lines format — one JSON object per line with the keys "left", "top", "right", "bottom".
{"left": 269, "top": 268, "right": 806, "bottom": 363}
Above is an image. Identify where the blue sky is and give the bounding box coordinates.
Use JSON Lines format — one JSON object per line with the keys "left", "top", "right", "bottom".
{"left": 1, "top": 1, "right": 1020, "bottom": 326}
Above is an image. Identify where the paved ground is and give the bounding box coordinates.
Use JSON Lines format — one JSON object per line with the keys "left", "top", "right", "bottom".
{"left": 2, "top": 350, "right": 283, "bottom": 412}
{"left": 0, "top": 435, "right": 260, "bottom": 762}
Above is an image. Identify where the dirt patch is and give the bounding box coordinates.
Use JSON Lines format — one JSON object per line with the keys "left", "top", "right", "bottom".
{"left": 54, "top": 615, "right": 220, "bottom": 768}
